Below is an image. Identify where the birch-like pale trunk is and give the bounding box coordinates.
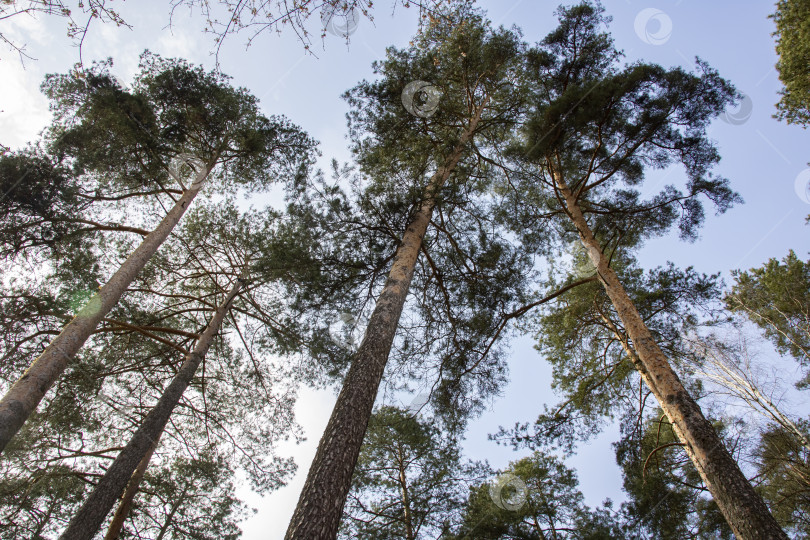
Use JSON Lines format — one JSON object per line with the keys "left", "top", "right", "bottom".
{"left": 102, "top": 433, "right": 161, "bottom": 540}
{"left": 556, "top": 178, "right": 787, "bottom": 539}
{"left": 284, "top": 103, "right": 486, "bottom": 540}
{"left": 688, "top": 337, "right": 810, "bottom": 453}
{"left": 0, "top": 163, "right": 211, "bottom": 454}
{"left": 58, "top": 275, "right": 244, "bottom": 540}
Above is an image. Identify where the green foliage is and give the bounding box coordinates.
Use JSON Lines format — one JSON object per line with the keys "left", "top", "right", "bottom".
{"left": 345, "top": 1, "right": 527, "bottom": 183}
{"left": 339, "top": 406, "right": 479, "bottom": 539}
{"left": 43, "top": 52, "right": 316, "bottom": 194}
{"left": 755, "top": 421, "right": 810, "bottom": 535}
{"left": 0, "top": 460, "right": 87, "bottom": 539}
{"left": 124, "top": 453, "right": 250, "bottom": 540}
{"left": 614, "top": 411, "right": 733, "bottom": 539}
{"left": 0, "top": 51, "right": 319, "bottom": 536}
{"left": 0, "top": 149, "right": 80, "bottom": 257}
{"left": 500, "top": 0, "right": 739, "bottom": 253}
{"left": 772, "top": 0, "right": 810, "bottom": 126}
{"left": 495, "top": 255, "right": 723, "bottom": 453}
{"left": 448, "top": 451, "right": 623, "bottom": 539}
{"left": 726, "top": 250, "right": 810, "bottom": 386}
{"left": 335, "top": 2, "right": 540, "bottom": 423}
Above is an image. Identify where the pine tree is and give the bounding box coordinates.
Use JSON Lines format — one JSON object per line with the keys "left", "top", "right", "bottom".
{"left": 58, "top": 270, "right": 246, "bottom": 540}
{"left": 726, "top": 250, "right": 810, "bottom": 386}
{"left": 0, "top": 52, "right": 315, "bottom": 453}
{"left": 771, "top": 0, "right": 810, "bottom": 126}
{"left": 499, "top": 3, "right": 785, "bottom": 536}
{"left": 284, "top": 6, "right": 533, "bottom": 536}
{"left": 0, "top": 197, "right": 309, "bottom": 538}
{"left": 339, "top": 406, "right": 480, "bottom": 539}
{"left": 449, "top": 451, "right": 623, "bottom": 539}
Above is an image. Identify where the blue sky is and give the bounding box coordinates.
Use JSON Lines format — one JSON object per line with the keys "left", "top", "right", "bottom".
{"left": 2, "top": 1, "right": 809, "bottom": 538}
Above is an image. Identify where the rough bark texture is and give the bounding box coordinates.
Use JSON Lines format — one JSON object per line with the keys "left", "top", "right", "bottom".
{"left": 284, "top": 108, "right": 485, "bottom": 540}
{"left": 0, "top": 166, "right": 211, "bottom": 454}
{"left": 103, "top": 433, "right": 161, "bottom": 540}
{"left": 557, "top": 180, "right": 787, "bottom": 539}
{"left": 58, "top": 276, "right": 243, "bottom": 540}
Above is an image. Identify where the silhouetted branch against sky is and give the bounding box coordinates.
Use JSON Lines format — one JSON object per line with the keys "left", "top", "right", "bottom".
{"left": 1, "top": 0, "right": 452, "bottom": 64}
{"left": 170, "top": 0, "right": 453, "bottom": 61}
{"left": 0, "top": 1, "right": 129, "bottom": 63}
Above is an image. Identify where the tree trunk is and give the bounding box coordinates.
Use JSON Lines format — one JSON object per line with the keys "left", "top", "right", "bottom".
{"left": 284, "top": 104, "right": 486, "bottom": 540}
{"left": 103, "top": 433, "right": 162, "bottom": 540}
{"left": 58, "top": 274, "right": 243, "bottom": 540}
{"left": 0, "top": 164, "right": 212, "bottom": 454}
{"left": 397, "top": 444, "right": 415, "bottom": 540}
{"left": 556, "top": 179, "right": 787, "bottom": 539}
{"left": 154, "top": 483, "right": 189, "bottom": 540}
{"left": 691, "top": 339, "right": 810, "bottom": 453}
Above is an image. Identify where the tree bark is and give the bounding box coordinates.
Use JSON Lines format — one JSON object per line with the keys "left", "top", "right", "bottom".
{"left": 0, "top": 164, "right": 211, "bottom": 454}
{"left": 556, "top": 179, "right": 787, "bottom": 539}
{"left": 58, "top": 275, "right": 243, "bottom": 540}
{"left": 103, "top": 433, "right": 161, "bottom": 540}
{"left": 284, "top": 104, "right": 486, "bottom": 540}
{"left": 397, "top": 444, "right": 415, "bottom": 540}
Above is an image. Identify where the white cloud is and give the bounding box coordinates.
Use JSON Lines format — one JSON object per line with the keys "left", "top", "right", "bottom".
{"left": 0, "top": 58, "right": 51, "bottom": 149}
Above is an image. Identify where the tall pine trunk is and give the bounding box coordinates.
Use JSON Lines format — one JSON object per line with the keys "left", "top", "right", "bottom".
{"left": 57, "top": 273, "right": 243, "bottom": 540}
{"left": 0, "top": 164, "right": 211, "bottom": 454}
{"left": 103, "top": 433, "right": 161, "bottom": 540}
{"left": 556, "top": 179, "right": 787, "bottom": 539}
{"left": 284, "top": 105, "right": 486, "bottom": 539}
